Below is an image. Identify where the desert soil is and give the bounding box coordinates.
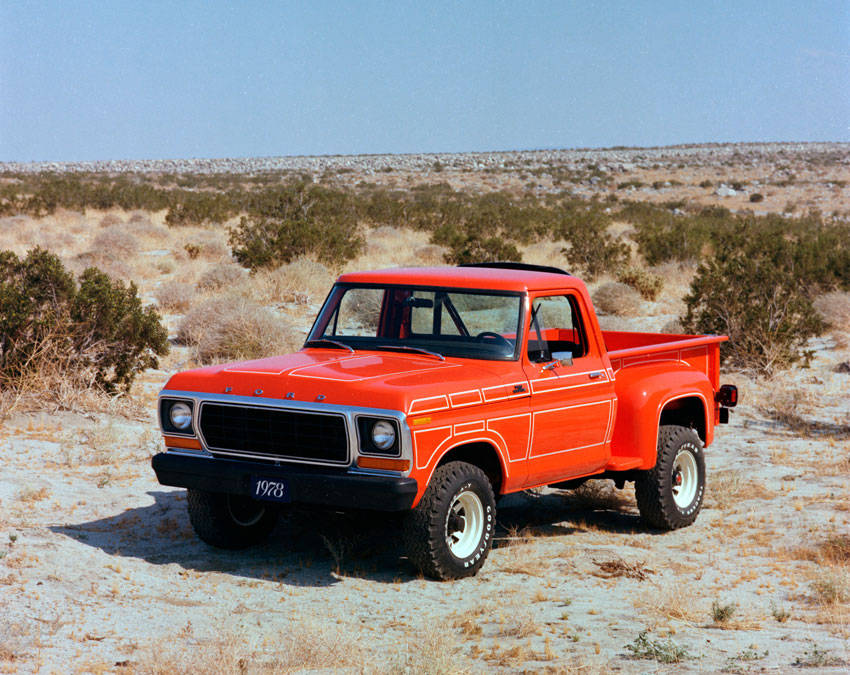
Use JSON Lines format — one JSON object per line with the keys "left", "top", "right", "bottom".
{"left": 1, "top": 143, "right": 849, "bottom": 673}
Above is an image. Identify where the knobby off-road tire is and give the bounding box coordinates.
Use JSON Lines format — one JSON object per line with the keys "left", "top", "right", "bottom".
{"left": 635, "top": 425, "right": 705, "bottom": 530}
{"left": 403, "top": 461, "right": 496, "bottom": 580}
{"left": 186, "top": 489, "right": 278, "bottom": 549}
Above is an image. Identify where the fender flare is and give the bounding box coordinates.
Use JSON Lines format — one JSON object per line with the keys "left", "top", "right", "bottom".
{"left": 611, "top": 362, "right": 713, "bottom": 469}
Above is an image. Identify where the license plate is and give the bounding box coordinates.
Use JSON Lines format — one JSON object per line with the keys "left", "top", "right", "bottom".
{"left": 250, "top": 476, "right": 291, "bottom": 503}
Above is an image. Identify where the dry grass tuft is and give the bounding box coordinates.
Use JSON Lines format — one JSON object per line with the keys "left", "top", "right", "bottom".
{"left": 637, "top": 582, "right": 705, "bottom": 623}
{"left": 795, "top": 534, "right": 850, "bottom": 566}
{"left": 707, "top": 469, "right": 776, "bottom": 510}
{"left": 154, "top": 281, "right": 194, "bottom": 312}
{"left": 497, "top": 611, "right": 542, "bottom": 638}
{"left": 592, "top": 281, "right": 642, "bottom": 316}
{"left": 135, "top": 624, "right": 361, "bottom": 674}
{"left": 177, "top": 296, "right": 301, "bottom": 364}
{"left": 196, "top": 262, "right": 245, "bottom": 292}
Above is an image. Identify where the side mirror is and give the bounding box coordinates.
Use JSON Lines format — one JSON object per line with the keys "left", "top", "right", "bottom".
{"left": 542, "top": 351, "right": 572, "bottom": 370}
{"left": 552, "top": 351, "right": 573, "bottom": 367}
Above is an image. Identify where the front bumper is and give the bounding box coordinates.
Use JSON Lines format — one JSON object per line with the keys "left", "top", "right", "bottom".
{"left": 152, "top": 452, "right": 418, "bottom": 511}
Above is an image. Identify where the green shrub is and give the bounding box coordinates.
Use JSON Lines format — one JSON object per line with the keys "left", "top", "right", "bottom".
{"left": 682, "top": 232, "right": 826, "bottom": 374}
{"left": 749, "top": 192, "right": 764, "bottom": 203}
{"left": 0, "top": 248, "right": 168, "bottom": 392}
{"left": 230, "top": 182, "right": 363, "bottom": 269}
{"left": 432, "top": 222, "right": 521, "bottom": 265}
{"left": 625, "top": 631, "right": 689, "bottom": 663}
{"left": 556, "top": 221, "right": 628, "bottom": 281}
{"left": 617, "top": 265, "right": 664, "bottom": 300}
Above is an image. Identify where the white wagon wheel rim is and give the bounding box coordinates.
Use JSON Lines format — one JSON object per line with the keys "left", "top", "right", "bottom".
{"left": 671, "top": 448, "right": 698, "bottom": 508}
{"left": 446, "top": 490, "right": 484, "bottom": 559}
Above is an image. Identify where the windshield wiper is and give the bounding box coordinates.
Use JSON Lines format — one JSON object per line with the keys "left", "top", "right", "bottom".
{"left": 305, "top": 338, "right": 355, "bottom": 354}
{"left": 374, "top": 344, "right": 445, "bottom": 361}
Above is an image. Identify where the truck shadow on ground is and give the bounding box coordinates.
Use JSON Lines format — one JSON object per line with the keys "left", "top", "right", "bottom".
{"left": 51, "top": 485, "right": 652, "bottom": 586}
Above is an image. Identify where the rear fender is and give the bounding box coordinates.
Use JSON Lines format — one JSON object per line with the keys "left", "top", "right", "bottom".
{"left": 611, "top": 362, "right": 713, "bottom": 469}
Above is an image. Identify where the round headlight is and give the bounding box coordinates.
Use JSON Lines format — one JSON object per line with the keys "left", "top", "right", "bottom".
{"left": 371, "top": 420, "right": 396, "bottom": 451}
{"left": 169, "top": 402, "right": 193, "bottom": 430}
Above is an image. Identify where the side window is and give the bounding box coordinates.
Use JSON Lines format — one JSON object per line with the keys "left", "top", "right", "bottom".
{"left": 527, "top": 294, "right": 588, "bottom": 362}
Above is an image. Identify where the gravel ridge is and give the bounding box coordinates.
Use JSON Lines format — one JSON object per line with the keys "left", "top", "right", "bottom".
{"left": 2, "top": 141, "right": 847, "bottom": 175}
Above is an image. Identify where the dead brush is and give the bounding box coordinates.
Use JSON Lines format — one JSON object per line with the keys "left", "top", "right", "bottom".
{"left": 154, "top": 280, "right": 194, "bottom": 312}
{"left": 592, "top": 281, "right": 642, "bottom": 316}
{"left": 813, "top": 291, "right": 850, "bottom": 333}
{"left": 177, "top": 295, "right": 301, "bottom": 364}
{"left": 591, "top": 557, "right": 654, "bottom": 581}
{"left": 249, "top": 257, "right": 334, "bottom": 306}
{"left": 91, "top": 224, "right": 140, "bottom": 258}
{"left": 195, "top": 262, "right": 244, "bottom": 292}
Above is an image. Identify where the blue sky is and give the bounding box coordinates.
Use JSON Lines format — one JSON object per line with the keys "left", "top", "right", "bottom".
{"left": 1, "top": 1, "right": 848, "bottom": 162}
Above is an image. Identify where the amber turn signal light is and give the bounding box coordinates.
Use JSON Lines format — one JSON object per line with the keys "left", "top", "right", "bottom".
{"left": 163, "top": 435, "right": 202, "bottom": 450}
{"left": 357, "top": 456, "right": 410, "bottom": 472}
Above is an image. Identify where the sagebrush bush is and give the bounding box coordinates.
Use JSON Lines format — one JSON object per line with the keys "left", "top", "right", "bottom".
{"left": 617, "top": 265, "right": 664, "bottom": 300}
{"left": 0, "top": 247, "right": 168, "bottom": 392}
{"left": 552, "top": 206, "right": 628, "bottom": 280}
{"left": 683, "top": 232, "right": 826, "bottom": 374}
{"left": 177, "top": 296, "right": 301, "bottom": 363}
{"left": 230, "top": 182, "right": 363, "bottom": 269}
{"left": 433, "top": 222, "right": 522, "bottom": 265}
{"left": 592, "top": 282, "right": 642, "bottom": 316}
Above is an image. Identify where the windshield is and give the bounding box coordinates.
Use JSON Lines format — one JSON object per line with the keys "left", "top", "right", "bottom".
{"left": 307, "top": 284, "right": 524, "bottom": 360}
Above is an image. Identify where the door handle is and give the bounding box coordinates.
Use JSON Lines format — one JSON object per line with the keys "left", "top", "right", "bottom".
{"left": 588, "top": 371, "right": 603, "bottom": 379}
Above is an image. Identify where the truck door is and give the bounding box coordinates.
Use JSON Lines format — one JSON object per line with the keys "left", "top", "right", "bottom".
{"left": 521, "top": 292, "right": 616, "bottom": 485}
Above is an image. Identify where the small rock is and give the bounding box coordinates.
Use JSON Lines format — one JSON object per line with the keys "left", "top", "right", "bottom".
{"left": 835, "top": 361, "right": 850, "bottom": 374}
{"left": 715, "top": 184, "right": 736, "bottom": 197}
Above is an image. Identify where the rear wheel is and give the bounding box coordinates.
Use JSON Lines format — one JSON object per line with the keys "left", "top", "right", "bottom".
{"left": 403, "top": 461, "right": 496, "bottom": 580}
{"left": 635, "top": 425, "right": 705, "bottom": 530}
{"left": 186, "top": 489, "right": 278, "bottom": 549}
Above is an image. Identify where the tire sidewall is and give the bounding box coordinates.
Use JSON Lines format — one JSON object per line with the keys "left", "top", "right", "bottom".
{"left": 435, "top": 471, "right": 495, "bottom": 577}
{"left": 662, "top": 434, "right": 705, "bottom": 525}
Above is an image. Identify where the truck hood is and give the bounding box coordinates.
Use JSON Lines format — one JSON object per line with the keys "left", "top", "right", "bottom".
{"left": 163, "top": 348, "right": 521, "bottom": 415}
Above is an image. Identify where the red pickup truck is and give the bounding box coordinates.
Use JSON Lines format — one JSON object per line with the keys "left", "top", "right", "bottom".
{"left": 153, "top": 263, "right": 736, "bottom": 579}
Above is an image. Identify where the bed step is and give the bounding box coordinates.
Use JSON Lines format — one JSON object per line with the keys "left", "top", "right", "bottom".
{"left": 606, "top": 456, "right": 643, "bottom": 471}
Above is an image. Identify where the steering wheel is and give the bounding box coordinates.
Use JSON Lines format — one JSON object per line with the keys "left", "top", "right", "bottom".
{"left": 475, "top": 331, "right": 513, "bottom": 352}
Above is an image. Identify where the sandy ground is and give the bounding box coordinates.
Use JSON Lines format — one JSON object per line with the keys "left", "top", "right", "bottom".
{"left": 1, "top": 144, "right": 849, "bottom": 673}
{"left": 1, "top": 341, "right": 848, "bottom": 674}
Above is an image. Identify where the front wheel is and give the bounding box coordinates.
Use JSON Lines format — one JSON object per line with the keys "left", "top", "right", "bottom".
{"left": 635, "top": 425, "right": 705, "bottom": 530}
{"left": 403, "top": 461, "right": 496, "bottom": 580}
{"left": 186, "top": 489, "right": 278, "bottom": 549}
